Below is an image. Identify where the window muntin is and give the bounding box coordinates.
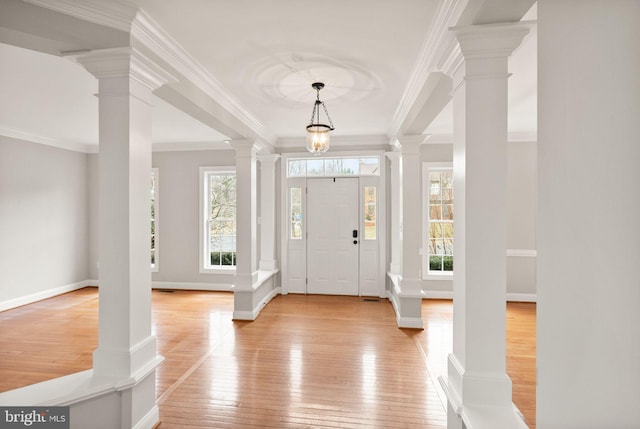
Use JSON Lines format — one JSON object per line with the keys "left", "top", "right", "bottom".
{"left": 202, "top": 168, "right": 237, "bottom": 270}
{"left": 290, "top": 187, "right": 303, "bottom": 239}
{"left": 426, "top": 167, "right": 453, "bottom": 273}
{"left": 287, "top": 156, "right": 380, "bottom": 177}
{"left": 364, "top": 186, "right": 377, "bottom": 240}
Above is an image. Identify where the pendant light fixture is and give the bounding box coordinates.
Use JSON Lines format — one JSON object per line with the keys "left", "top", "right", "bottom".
{"left": 306, "top": 82, "right": 334, "bottom": 154}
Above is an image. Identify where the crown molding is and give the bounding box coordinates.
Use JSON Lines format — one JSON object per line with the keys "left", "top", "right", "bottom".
{"left": 0, "top": 126, "right": 253, "bottom": 154}
{"left": 130, "top": 10, "right": 276, "bottom": 145}
{"left": 438, "top": 36, "right": 464, "bottom": 78}
{"left": 23, "top": 1, "right": 276, "bottom": 146}
{"left": 0, "top": 126, "right": 96, "bottom": 153}
{"left": 425, "top": 131, "right": 537, "bottom": 144}
{"left": 75, "top": 47, "right": 177, "bottom": 95}
{"left": 151, "top": 141, "right": 231, "bottom": 152}
{"left": 22, "top": 0, "right": 138, "bottom": 32}
{"left": 389, "top": 0, "right": 468, "bottom": 138}
{"left": 276, "top": 134, "right": 389, "bottom": 149}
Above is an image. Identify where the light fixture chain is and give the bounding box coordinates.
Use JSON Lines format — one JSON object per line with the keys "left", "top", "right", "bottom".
{"left": 321, "top": 101, "right": 334, "bottom": 130}
{"left": 308, "top": 101, "right": 318, "bottom": 126}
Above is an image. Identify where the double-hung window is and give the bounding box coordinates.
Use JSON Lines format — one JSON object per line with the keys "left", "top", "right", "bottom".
{"left": 200, "top": 167, "right": 237, "bottom": 272}
{"left": 423, "top": 163, "right": 453, "bottom": 276}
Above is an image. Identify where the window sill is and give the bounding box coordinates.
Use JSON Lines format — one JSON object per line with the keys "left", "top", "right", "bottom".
{"left": 200, "top": 267, "right": 236, "bottom": 275}
{"left": 424, "top": 272, "right": 453, "bottom": 281}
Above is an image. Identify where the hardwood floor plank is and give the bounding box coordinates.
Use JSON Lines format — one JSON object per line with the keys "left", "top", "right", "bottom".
{"left": 0, "top": 289, "right": 535, "bottom": 428}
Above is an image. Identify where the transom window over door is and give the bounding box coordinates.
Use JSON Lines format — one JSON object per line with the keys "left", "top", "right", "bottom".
{"left": 287, "top": 156, "right": 380, "bottom": 177}
{"left": 423, "top": 163, "right": 453, "bottom": 275}
{"left": 200, "top": 167, "right": 237, "bottom": 272}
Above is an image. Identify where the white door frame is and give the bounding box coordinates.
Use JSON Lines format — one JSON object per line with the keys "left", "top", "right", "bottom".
{"left": 280, "top": 151, "right": 386, "bottom": 297}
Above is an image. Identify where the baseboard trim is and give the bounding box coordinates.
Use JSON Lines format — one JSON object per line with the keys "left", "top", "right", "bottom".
{"left": 505, "top": 293, "right": 537, "bottom": 303}
{"left": 397, "top": 316, "right": 424, "bottom": 329}
{"left": 232, "top": 285, "right": 280, "bottom": 321}
{"left": 423, "top": 291, "right": 536, "bottom": 303}
{"left": 424, "top": 290, "right": 454, "bottom": 300}
{"left": 506, "top": 249, "right": 537, "bottom": 257}
{"left": 0, "top": 280, "right": 94, "bottom": 312}
{"left": 134, "top": 405, "right": 160, "bottom": 429}
{"left": 152, "top": 281, "right": 232, "bottom": 292}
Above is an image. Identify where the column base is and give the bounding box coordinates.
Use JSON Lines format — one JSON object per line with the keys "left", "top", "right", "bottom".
{"left": 93, "top": 335, "right": 158, "bottom": 378}
{"left": 387, "top": 275, "right": 424, "bottom": 329}
{"left": 441, "top": 354, "right": 526, "bottom": 429}
{"left": 0, "top": 359, "right": 162, "bottom": 429}
{"left": 232, "top": 270, "right": 279, "bottom": 321}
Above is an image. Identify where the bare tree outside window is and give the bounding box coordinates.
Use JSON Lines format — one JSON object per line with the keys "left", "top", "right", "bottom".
{"left": 208, "top": 174, "right": 237, "bottom": 267}
{"left": 428, "top": 170, "right": 453, "bottom": 272}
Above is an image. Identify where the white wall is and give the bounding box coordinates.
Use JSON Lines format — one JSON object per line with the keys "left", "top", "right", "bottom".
{"left": 506, "top": 141, "right": 537, "bottom": 296}
{"left": 0, "top": 137, "right": 89, "bottom": 304}
{"left": 537, "top": 1, "right": 640, "bottom": 426}
{"left": 152, "top": 150, "right": 236, "bottom": 286}
{"left": 89, "top": 149, "right": 238, "bottom": 288}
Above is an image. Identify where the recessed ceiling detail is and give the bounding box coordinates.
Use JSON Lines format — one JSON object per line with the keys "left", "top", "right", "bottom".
{"left": 243, "top": 52, "right": 383, "bottom": 108}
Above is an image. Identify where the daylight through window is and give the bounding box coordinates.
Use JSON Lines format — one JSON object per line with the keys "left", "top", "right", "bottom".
{"left": 203, "top": 169, "right": 237, "bottom": 269}
{"left": 426, "top": 167, "right": 453, "bottom": 273}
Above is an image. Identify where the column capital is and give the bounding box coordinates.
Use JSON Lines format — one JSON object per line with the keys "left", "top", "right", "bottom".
{"left": 385, "top": 151, "right": 401, "bottom": 163}
{"left": 228, "top": 139, "right": 259, "bottom": 156}
{"left": 77, "top": 47, "right": 176, "bottom": 91}
{"left": 397, "top": 134, "right": 430, "bottom": 154}
{"left": 452, "top": 22, "right": 533, "bottom": 59}
{"left": 441, "top": 22, "right": 533, "bottom": 79}
{"left": 257, "top": 153, "right": 281, "bottom": 164}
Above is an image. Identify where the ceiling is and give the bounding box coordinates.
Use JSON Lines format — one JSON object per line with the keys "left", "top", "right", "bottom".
{"left": 0, "top": 0, "right": 537, "bottom": 151}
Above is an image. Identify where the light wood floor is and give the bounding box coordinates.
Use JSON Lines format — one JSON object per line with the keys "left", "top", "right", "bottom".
{"left": 0, "top": 288, "right": 536, "bottom": 428}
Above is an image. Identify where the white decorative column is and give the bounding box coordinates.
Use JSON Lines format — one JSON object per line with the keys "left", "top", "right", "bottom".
{"left": 441, "top": 23, "right": 531, "bottom": 429}
{"left": 257, "top": 153, "right": 280, "bottom": 272}
{"left": 78, "top": 47, "right": 171, "bottom": 428}
{"left": 229, "top": 139, "right": 259, "bottom": 319}
{"left": 537, "top": 2, "right": 640, "bottom": 427}
{"left": 393, "top": 134, "right": 428, "bottom": 329}
{"left": 385, "top": 151, "right": 401, "bottom": 276}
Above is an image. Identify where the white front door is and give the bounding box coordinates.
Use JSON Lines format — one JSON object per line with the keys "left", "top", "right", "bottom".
{"left": 307, "top": 178, "right": 359, "bottom": 295}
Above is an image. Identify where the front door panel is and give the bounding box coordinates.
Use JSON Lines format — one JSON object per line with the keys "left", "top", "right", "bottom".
{"left": 307, "top": 178, "right": 359, "bottom": 295}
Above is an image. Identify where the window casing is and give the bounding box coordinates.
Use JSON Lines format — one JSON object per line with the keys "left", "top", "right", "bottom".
{"left": 423, "top": 163, "right": 453, "bottom": 276}
{"left": 200, "top": 167, "right": 237, "bottom": 272}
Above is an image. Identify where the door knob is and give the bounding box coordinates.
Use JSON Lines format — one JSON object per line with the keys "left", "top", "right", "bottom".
{"left": 353, "top": 240, "right": 358, "bottom": 245}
